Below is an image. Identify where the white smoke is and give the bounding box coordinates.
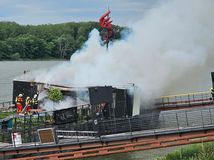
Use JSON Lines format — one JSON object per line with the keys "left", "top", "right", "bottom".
{"left": 32, "top": 0, "right": 214, "bottom": 101}
{"left": 38, "top": 89, "right": 90, "bottom": 111}
{"left": 40, "top": 97, "right": 76, "bottom": 111}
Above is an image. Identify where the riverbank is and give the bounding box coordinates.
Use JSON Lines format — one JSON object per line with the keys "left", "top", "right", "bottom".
{"left": 158, "top": 142, "right": 214, "bottom": 160}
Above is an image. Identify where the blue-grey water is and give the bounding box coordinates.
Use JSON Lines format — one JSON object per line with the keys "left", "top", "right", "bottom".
{"left": 0, "top": 61, "right": 185, "bottom": 159}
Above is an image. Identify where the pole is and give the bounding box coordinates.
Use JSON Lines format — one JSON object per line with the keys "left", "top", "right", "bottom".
{"left": 175, "top": 113, "right": 179, "bottom": 130}
{"left": 107, "top": 0, "right": 110, "bottom": 11}
{"left": 106, "top": 41, "right": 109, "bottom": 51}
{"left": 107, "top": 0, "right": 110, "bottom": 51}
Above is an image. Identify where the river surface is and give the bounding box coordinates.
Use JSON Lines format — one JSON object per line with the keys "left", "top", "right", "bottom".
{"left": 0, "top": 61, "right": 62, "bottom": 103}
{"left": 0, "top": 61, "right": 185, "bottom": 159}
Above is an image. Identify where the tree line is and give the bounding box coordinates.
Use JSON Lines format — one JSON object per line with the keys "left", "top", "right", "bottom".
{"left": 0, "top": 21, "right": 123, "bottom": 60}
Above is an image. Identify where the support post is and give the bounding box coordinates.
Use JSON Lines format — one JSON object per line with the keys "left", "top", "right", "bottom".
{"left": 185, "top": 111, "right": 189, "bottom": 127}
{"left": 176, "top": 113, "right": 179, "bottom": 130}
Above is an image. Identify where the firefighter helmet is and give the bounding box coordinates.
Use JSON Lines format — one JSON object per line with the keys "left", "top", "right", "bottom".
{"left": 33, "top": 94, "right": 37, "bottom": 98}
{"left": 18, "top": 94, "right": 23, "bottom": 97}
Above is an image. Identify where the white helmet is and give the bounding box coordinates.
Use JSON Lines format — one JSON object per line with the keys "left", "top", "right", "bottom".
{"left": 18, "top": 94, "right": 23, "bottom": 97}
{"left": 34, "top": 94, "right": 37, "bottom": 98}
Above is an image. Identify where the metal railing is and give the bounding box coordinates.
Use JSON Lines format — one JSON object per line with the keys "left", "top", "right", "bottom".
{"left": 56, "top": 130, "right": 98, "bottom": 140}
{"left": 12, "top": 111, "right": 55, "bottom": 131}
{"left": 157, "top": 91, "right": 214, "bottom": 108}
{"left": 0, "top": 101, "right": 14, "bottom": 111}
{"left": 1, "top": 107, "right": 214, "bottom": 149}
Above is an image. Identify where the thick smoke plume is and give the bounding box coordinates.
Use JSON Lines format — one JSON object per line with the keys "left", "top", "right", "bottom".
{"left": 24, "top": 0, "right": 214, "bottom": 101}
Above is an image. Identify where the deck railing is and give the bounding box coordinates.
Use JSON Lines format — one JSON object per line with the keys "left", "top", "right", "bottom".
{"left": 1, "top": 107, "right": 214, "bottom": 148}
{"left": 157, "top": 91, "right": 214, "bottom": 109}
{"left": 0, "top": 101, "right": 14, "bottom": 111}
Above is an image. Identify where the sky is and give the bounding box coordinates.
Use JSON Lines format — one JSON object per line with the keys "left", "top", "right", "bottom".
{"left": 0, "top": 0, "right": 158, "bottom": 25}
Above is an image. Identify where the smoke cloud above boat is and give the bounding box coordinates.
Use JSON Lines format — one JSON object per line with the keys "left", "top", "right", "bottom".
{"left": 28, "top": 0, "right": 214, "bottom": 100}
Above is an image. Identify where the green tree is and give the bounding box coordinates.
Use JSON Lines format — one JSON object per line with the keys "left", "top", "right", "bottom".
{"left": 0, "top": 21, "right": 124, "bottom": 60}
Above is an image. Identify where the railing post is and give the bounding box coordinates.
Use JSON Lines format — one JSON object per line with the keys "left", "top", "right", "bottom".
{"left": 24, "top": 116, "right": 26, "bottom": 131}
{"left": 161, "top": 98, "right": 165, "bottom": 108}
{"left": 201, "top": 94, "right": 204, "bottom": 106}
{"left": 167, "top": 97, "right": 170, "bottom": 107}
{"left": 37, "top": 112, "right": 40, "bottom": 127}
{"left": 12, "top": 132, "right": 16, "bottom": 148}
{"left": 45, "top": 112, "right": 47, "bottom": 127}
{"left": 128, "top": 118, "right": 132, "bottom": 136}
{"left": 114, "top": 119, "right": 117, "bottom": 134}
{"left": 175, "top": 113, "right": 179, "bottom": 130}
{"left": 34, "top": 130, "right": 37, "bottom": 146}
{"left": 76, "top": 130, "right": 79, "bottom": 142}
{"left": 185, "top": 111, "right": 189, "bottom": 127}
{"left": 201, "top": 110, "right": 204, "bottom": 127}
{"left": 209, "top": 108, "right": 213, "bottom": 124}
{"left": 188, "top": 94, "right": 191, "bottom": 107}
{"left": 162, "top": 114, "right": 166, "bottom": 128}
{"left": 14, "top": 117, "right": 17, "bottom": 130}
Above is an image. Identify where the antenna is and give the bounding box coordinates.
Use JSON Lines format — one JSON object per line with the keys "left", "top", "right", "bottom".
{"left": 107, "top": 0, "right": 110, "bottom": 51}
{"left": 107, "top": 0, "right": 110, "bottom": 11}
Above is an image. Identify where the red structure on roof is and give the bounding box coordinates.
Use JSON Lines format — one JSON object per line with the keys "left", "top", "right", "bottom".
{"left": 99, "top": 10, "right": 114, "bottom": 50}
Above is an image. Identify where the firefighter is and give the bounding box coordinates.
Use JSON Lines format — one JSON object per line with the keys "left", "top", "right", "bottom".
{"left": 211, "top": 88, "right": 214, "bottom": 100}
{"left": 32, "top": 94, "right": 39, "bottom": 109}
{"left": 15, "top": 94, "right": 23, "bottom": 113}
{"left": 25, "top": 96, "right": 32, "bottom": 114}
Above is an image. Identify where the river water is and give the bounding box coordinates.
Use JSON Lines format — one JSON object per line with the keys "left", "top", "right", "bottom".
{"left": 0, "top": 61, "right": 184, "bottom": 159}
{"left": 0, "top": 61, "right": 63, "bottom": 103}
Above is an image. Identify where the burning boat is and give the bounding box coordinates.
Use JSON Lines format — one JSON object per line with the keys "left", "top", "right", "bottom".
{"left": 12, "top": 80, "right": 160, "bottom": 135}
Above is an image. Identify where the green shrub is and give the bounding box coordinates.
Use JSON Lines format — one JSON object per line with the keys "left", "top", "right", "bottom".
{"left": 158, "top": 142, "right": 214, "bottom": 160}
{"left": 47, "top": 88, "right": 63, "bottom": 102}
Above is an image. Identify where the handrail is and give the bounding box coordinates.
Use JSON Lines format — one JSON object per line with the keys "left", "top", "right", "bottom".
{"left": 161, "top": 91, "right": 211, "bottom": 99}
{"left": 157, "top": 91, "right": 214, "bottom": 109}
{"left": 56, "top": 130, "right": 97, "bottom": 134}
{"left": 2, "top": 107, "right": 214, "bottom": 150}
{"left": 0, "top": 101, "right": 14, "bottom": 112}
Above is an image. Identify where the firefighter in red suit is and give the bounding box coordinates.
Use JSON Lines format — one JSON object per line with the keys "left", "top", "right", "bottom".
{"left": 15, "top": 94, "right": 23, "bottom": 113}
{"left": 25, "top": 96, "right": 31, "bottom": 114}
